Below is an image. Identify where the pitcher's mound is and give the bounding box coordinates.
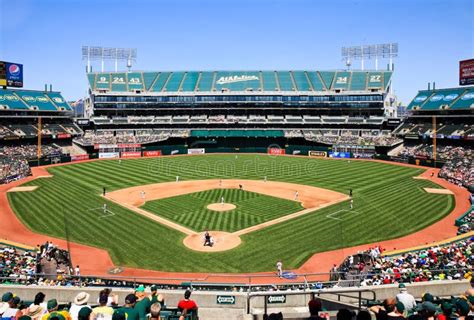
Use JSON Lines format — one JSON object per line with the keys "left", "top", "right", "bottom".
{"left": 207, "top": 203, "right": 236, "bottom": 211}
{"left": 183, "top": 231, "right": 241, "bottom": 252}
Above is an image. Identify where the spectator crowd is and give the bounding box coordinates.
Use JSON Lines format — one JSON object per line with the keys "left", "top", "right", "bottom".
{"left": 399, "top": 145, "right": 473, "bottom": 188}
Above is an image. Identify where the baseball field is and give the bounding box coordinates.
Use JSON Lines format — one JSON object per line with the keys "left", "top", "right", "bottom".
{"left": 7, "top": 154, "right": 454, "bottom": 273}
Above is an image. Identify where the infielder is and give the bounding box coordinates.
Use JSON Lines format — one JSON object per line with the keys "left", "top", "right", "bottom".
{"left": 294, "top": 191, "right": 299, "bottom": 200}
{"left": 176, "top": 175, "right": 180, "bottom": 182}
{"left": 140, "top": 190, "right": 146, "bottom": 200}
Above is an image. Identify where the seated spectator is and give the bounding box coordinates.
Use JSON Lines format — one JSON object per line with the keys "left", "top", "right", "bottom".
{"left": 69, "top": 292, "right": 91, "bottom": 320}
{"left": 117, "top": 294, "right": 138, "bottom": 320}
{"left": 41, "top": 299, "right": 72, "bottom": 320}
{"left": 149, "top": 303, "right": 161, "bottom": 320}
{"left": 92, "top": 294, "right": 114, "bottom": 320}
{"left": 177, "top": 290, "right": 198, "bottom": 315}
{"left": 308, "top": 298, "right": 325, "bottom": 320}
{"left": 78, "top": 307, "right": 92, "bottom": 320}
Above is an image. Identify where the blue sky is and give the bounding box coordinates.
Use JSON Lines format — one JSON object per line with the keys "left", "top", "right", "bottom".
{"left": 0, "top": 0, "right": 473, "bottom": 104}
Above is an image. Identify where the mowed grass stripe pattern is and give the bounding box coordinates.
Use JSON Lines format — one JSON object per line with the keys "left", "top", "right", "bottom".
{"left": 141, "top": 189, "right": 303, "bottom": 232}
{"left": 7, "top": 155, "right": 454, "bottom": 273}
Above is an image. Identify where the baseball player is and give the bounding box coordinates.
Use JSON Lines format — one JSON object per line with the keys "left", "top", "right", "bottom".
{"left": 294, "top": 191, "right": 299, "bottom": 200}
{"left": 140, "top": 190, "right": 146, "bottom": 200}
{"left": 264, "top": 176, "right": 267, "bottom": 182}
{"left": 350, "top": 199, "right": 354, "bottom": 210}
{"left": 221, "top": 196, "right": 224, "bottom": 205}
{"left": 103, "top": 203, "right": 107, "bottom": 214}
{"left": 276, "top": 260, "right": 283, "bottom": 278}
{"left": 176, "top": 175, "right": 180, "bottom": 182}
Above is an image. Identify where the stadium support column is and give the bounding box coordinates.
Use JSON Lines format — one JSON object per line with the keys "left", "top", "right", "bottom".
{"left": 37, "top": 117, "right": 42, "bottom": 163}
{"left": 432, "top": 116, "right": 437, "bottom": 166}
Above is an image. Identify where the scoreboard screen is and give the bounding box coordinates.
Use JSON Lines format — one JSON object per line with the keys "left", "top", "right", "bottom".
{"left": 460, "top": 59, "right": 474, "bottom": 86}
{"left": 0, "top": 61, "right": 23, "bottom": 88}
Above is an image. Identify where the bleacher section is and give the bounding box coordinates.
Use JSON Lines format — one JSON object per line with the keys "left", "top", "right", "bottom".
{"left": 88, "top": 70, "right": 392, "bottom": 93}
{"left": 0, "top": 89, "right": 72, "bottom": 112}
{"left": 407, "top": 87, "right": 474, "bottom": 111}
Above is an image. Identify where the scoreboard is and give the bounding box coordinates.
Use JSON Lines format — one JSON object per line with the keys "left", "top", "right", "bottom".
{"left": 460, "top": 59, "right": 474, "bottom": 86}
{"left": 0, "top": 61, "right": 23, "bottom": 88}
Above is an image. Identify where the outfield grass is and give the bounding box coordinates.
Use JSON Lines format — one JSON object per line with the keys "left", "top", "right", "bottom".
{"left": 141, "top": 188, "right": 303, "bottom": 232}
{"left": 7, "top": 155, "right": 454, "bottom": 272}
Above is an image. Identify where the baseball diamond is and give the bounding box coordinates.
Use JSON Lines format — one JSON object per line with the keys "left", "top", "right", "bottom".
{"left": 7, "top": 155, "right": 454, "bottom": 272}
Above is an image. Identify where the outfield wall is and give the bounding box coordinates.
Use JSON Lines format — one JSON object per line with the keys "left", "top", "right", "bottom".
{"left": 0, "top": 280, "right": 470, "bottom": 320}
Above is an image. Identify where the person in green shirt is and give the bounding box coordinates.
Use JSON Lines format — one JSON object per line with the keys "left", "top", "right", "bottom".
{"left": 134, "top": 286, "right": 150, "bottom": 320}
{"left": 148, "top": 286, "right": 165, "bottom": 308}
{"left": 117, "top": 294, "right": 139, "bottom": 320}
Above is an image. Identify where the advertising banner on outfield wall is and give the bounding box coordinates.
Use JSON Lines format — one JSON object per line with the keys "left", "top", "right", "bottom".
{"left": 143, "top": 150, "right": 162, "bottom": 157}
{"left": 71, "top": 154, "right": 89, "bottom": 162}
{"left": 267, "top": 147, "right": 285, "bottom": 155}
{"left": 121, "top": 151, "right": 141, "bottom": 158}
{"left": 95, "top": 144, "right": 118, "bottom": 150}
{"left": 329, "top": 152, "right": 351, "bottom": 158}
{"left": 308, "top": 151, "right": 327, "bottom": 158}
{"left": 187, "top": 148, "right": 205, "bottom": 155}
{"left": 99, "top": 152, "right": 120, "bottom": 159}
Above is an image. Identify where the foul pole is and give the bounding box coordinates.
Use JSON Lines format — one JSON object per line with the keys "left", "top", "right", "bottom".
{"left": 37, "top": 117, "right": 42, "bottom": 162}
{"left": 432, "top": 116, "right": 437, "bottom": 166}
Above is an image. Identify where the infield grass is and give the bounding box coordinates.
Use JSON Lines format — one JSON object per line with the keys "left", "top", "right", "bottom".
{"left": 8, "top": 155, "right": 454, "bottom": 272}
{"left": 141, "top": 189, "right": 303, "bottom": 232}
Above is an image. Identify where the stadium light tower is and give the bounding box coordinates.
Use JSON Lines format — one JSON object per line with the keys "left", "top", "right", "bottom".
{"left": 81, "top": 46, "right": 137, "bottom": 72}
{"left": 342, "top": 43, "right": 398, "bottom": 71}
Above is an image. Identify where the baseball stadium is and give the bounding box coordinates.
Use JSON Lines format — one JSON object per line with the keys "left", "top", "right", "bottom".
{"left": 1, "top": 1, "right": 474, "bottom": 320}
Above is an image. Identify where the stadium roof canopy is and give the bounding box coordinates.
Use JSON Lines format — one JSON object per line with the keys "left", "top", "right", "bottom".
{"left": 87, "top": 70, "right": 392, "bottom": 94}
{"left": 0, "top": 88, "right": 72, "bottom": 112}
{"left": 407, "top": 87, "right": 474, "bottom": 111}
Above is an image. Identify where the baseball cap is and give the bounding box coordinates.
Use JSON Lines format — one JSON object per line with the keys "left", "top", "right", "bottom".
{"left": 395, "top": 302, "right": 405, "bottom": 313}
{"left": 112, "top": 310, "right": 126, "bottom": 320}
{"left": 416, "top": 301, "right": 437, "bottom": 313}
{"left": 398, "top": 283, "right": 406, "bottom": 289}
{"left": 1, "top": 292, "right": 13, "bottom": 302}
{"left": 78, "top": 307, "right": 92, "bottom": 320}
{"left": 47, "top": 299, "right": 58, "bottom": 311}
{"left": 125, "top": 294, "right": 137, "bottom": 304}
{"left": 422, "top": 293, "right": 434, "bottom": 302}
{"left": 150, "top": 285, "right": 157, "bottom": 292}
{"left": 135, "top": 285, "right": 145, "bottom": 293}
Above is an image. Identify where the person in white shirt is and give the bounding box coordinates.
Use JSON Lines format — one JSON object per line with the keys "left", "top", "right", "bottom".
{"left": 276, "top": 260, "right": 283, "bottom": 278}
{"left": 396, "top": 283, "right": 416, "bottom": 311}
{"left": 69, "top": 292, "right": 91, "bottom": 320}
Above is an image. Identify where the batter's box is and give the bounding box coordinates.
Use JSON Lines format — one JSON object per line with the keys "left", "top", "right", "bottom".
{"left": 326, "top": 209, "right": 361, "bottom": 221}
{"left": 87, "top": 206, "right": 116, "bottom": 219}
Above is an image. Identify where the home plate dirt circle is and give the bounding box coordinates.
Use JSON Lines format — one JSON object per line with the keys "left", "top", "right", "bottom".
{"left": 206, "top": 203, "right": 236, "bottom": 211}
{"left": 183, "top": 231, "right": 242, "bottom": 252}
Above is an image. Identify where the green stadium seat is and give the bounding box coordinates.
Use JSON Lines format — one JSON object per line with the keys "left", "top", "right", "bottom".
{"left": 292, "top": 71, "right": 311, "bottom": 91}
{"left": 277, "top": 71, "right": 295, "bottom": 91}
{"left": 306, "top": 72, "right": 325, "bottom": 91}
{"left": 349, "top": 72, "right": 367, "bottom": 91}
{"left": 197, "top": 72, "right": 214, "bottom": 92}
{"left": 143, "top": 72, "right": 159, "bottom": 91}
{"left": 164, "top": 72, "right": 186, "bottom": 92}
{"left": 409, "top": 88, "right": 466, "bottom": 110}
{"left": 318, "top": 71, "right": 335, "bottom": 90}
{"left": 150, "top": 72, "right": 171, "bottom": 92}
{"left": 180, "top": 72, "right": 200, "bottom": 92}
{"left": 262, "top": 71, "right": 278, "bottom": 91}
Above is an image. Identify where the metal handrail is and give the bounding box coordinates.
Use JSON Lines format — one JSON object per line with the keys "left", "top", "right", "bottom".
{"left": 246, "top": 288, "right": 377, "bottom": 315}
